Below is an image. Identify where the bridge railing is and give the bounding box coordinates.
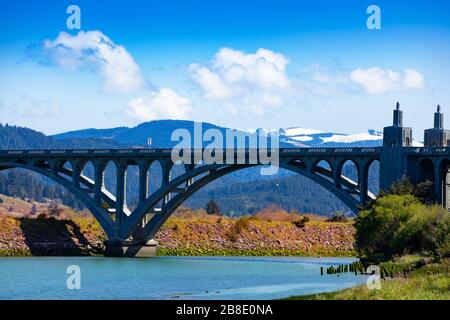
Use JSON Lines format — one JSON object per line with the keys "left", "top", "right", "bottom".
{"left": 404, "top": 147, "right": 450, "bottom": 155}
{"left": 0, "top": 147, "right": 382, "bottom": 158}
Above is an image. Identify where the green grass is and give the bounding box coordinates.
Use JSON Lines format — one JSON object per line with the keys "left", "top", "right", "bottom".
{"left": 0, "top": 248, "right": 32, "bottom": 257}
{"left": 286, "top": 258, "right": 450, "bottom": 300}
{"left": 156, "top": 247, "right": 357, "bottom": 257}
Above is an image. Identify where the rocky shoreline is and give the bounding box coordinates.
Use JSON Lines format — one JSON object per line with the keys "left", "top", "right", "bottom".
{"left": 0, "top": 195, "right": 356, "bottom": 257}
{"left": 0, "top": 215, "right": 355, "bottom": 257}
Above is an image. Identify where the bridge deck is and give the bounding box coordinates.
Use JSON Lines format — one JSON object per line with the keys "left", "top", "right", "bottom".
{"left": 0, "top": 147, "right": 382, "bottom": 158}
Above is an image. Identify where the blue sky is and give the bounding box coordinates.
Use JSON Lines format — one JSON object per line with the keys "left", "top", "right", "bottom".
{"left": 0, "top": 0, "right": 450, "bottom": 138}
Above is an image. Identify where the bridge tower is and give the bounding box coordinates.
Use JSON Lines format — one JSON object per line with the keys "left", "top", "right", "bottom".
{"left": 424, "top": 105, "right": 450, "bottom": 147}
{"left": 380, "top": 102, "right": 413, "bottom": 190}
{"left": 422, "top": 105, "right": 450, "bottom": 208}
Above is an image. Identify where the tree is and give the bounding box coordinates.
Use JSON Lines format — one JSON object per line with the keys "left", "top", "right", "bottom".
{"left": 47, "top": 202, "right": 64, "bottom": 217}
{"left": 355, "top": 194, "right": 450, "bottom": 262}
{"left": 30, "top": 204, "right": 38, "bottom": 215}
{"left": 205, "top": 200, "right": 222, "bottom": 216}
{"left": 327, "top": 211, "right": 348, "bottom": 222}
{"left": 380, "top": 177, "right": 434, "bottom": 204}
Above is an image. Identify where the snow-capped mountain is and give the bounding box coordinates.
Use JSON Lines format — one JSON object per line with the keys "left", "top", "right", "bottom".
{"left": 53, "top": 120, "right": 423, "bottom": 149}
{"left": 268, "top": 127, "right": 423, "bottom": 147}
{"left": 278, "top": 128, "right": 383, "bottom": 147}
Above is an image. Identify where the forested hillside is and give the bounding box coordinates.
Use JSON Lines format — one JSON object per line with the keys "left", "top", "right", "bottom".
{"left": 0, "top": 123, "right": 379, "bottom": 216}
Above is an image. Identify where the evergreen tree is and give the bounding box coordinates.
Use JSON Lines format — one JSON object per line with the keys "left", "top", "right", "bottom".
{"left": 205, "top": 200, "right": 222, "bottom": 215}
{"left": 30, "top": 204, "right": 37, "bottom": 215}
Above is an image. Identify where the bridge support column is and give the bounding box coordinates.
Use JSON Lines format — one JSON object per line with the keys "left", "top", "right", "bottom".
{"left": 116, "top": 164, "right": 127, "bottom": 226}
{"left": 359, "top": 166, "right": 368, "bottom": 206}
{"left": 333, "top": 168, "right": 341, "bottom": 189}
{"left": 434, "top": 166, "right": 443, "bottom": 204}
{"left": 94, "top": 163, "right": 105, "bottom": 204}
{"left": 72, "top": 162, "right": 82, "bottom": 188}
{"left": 162, "top": 163, "right": 171, "bottom": 205}
{"left": 104, "top": 239, "right": 158, "bottom": 257}
{"left": 132, "top": 162, "right": 150, "bottom": 240}
{"left": 138, "top": 163, "right": 149, "bottom": 204}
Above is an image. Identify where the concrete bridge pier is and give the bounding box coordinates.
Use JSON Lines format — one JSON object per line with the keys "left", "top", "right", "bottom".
{"left": 104, "top": 239, "right": 158, "bottom": 258}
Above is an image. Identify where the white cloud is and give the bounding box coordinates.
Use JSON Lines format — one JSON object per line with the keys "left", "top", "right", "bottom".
{"left": 189, "top": 47, "right": 290, "bottom": 116}
{"left": 403, "top": 68, "right": 426, "bottom": 90}
{"left": 297, "top": 63, "right": 352, "bottom": 97}
{"left": 125, "top": 88, "right": 192, "bottom": 122}
{"left": 212, "top": 47, "right": 290, "bottom": 88}
{"left": 189, "top": 63, "right": 232, "bottom": 100}
{"left": 43, "top": 30, "right": 146, "bottom": 93}
{"left": 3, "top": 95, "right": 63, "bottom": 118}
{"left": 350, "top": 67, "right": 425, "bottom": 95}
{"left": 39, "top": 30, "right": 192, "bottom": 124}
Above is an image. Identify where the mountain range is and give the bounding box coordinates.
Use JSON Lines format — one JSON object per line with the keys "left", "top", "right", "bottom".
{"left": 51, "top": 120, "right": 402, "bottom": 148}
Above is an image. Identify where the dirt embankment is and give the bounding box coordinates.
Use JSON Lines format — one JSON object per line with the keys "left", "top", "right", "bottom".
{"left": 158, "top": 215, "right": 355, "bottom": 255}
{"left": 0, "top": 195, "right": 355, "bottom": 257}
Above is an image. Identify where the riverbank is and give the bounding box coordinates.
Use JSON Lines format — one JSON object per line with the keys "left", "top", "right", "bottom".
{"left": 0, "top": 195, "right": 355, "bottom": 257}
{"left": 286, "top": 257, "right": 450, "bottom": 300}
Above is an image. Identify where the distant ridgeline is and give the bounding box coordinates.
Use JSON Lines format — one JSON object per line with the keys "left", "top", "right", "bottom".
{"left": 0, "top": 122, "right": 380, "bottom": 216}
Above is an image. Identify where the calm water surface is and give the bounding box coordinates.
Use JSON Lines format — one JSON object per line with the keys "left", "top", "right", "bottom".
{"left": 0, "top": 256, "right": 368, "bottom": 300}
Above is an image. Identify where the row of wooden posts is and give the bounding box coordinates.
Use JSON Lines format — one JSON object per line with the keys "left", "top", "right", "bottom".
{"left": 320, "top": 261, "right": 412, "bottom": 279}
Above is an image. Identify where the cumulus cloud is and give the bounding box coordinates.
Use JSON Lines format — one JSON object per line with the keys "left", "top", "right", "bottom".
{"left": 189, "top": 64, "right": 232, "bottom": 100}
{"left": 42, "top": 30, "right": 146, "bottom": 93}
{"left": 189, "top": 47, "right": 290, "bottom": 116}
{"left": 350, "top": 67, "right": 425, "bottom": 95}
{"left": 125, "top": 88, "right": 192, "bottom": 122}
{"left": 212, "top": 47, "right": 290, "bottom": 88}
{"left": 402, "top": 68, "right": 426, "bottom": 90}
{"left": 32, "top": 30, "right": 192, "bottom": 123}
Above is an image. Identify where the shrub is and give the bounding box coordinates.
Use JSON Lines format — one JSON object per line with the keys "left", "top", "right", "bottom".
{"left": 30, "top": 204, "right": 38, "bottom": 215}
{"left": 327, "top": 212, "right": 348, "bottom": 223}
{"left": 292, "top": 216, "right": 310, "bottom": 228}
{"left": 47, "top": 202, "right": 63, "bottom": 217}
{"left": 381, "top": 177, "right": 434, "bottom": 204}
{"left": 355, "top": 194, "right": 450, "bottom": 261}
{"left": 228, "top": 217, "right": 253, "bottom": 241}
{"left": 205, "top": 200, "right": 222, "bottom": 216}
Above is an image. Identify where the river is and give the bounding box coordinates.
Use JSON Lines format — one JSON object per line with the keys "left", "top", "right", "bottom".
{"left": 0, "top": 256, "right": 368, "bottom": 300}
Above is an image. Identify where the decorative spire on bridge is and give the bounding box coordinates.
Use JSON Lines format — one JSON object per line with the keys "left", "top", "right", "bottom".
{"left": 393, "top": 101, "right": 403, "bottom": 127}
{"left": 434, "top": 104, "right": 443, "bottom": 129}
{"left": 383, "top": 102, "right": 412, "bottom": 148}
{"left": 425, "top": 104, "right": 450, "bottom": 147}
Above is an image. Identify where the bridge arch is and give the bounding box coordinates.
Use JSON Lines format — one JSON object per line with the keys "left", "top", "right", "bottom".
{"left": 0, "top": 162, "right": 115, "bottom": 238}
{"left": 311, "top": 159, "right": 334, "bottom": 183}
{"left": 336, "top": 159, "right": 359, "bottom": 184}
{"left": 363, "top": 158, "right": 380, "bottom": 196}
{"left": 439, "top": 159, "right": 450, "bottom": 209}
{"left": 417, "top": 158, "right": 435, "bottom": 183}
{"left": 119, "top": 161, "right": 365, "bottom": 242}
